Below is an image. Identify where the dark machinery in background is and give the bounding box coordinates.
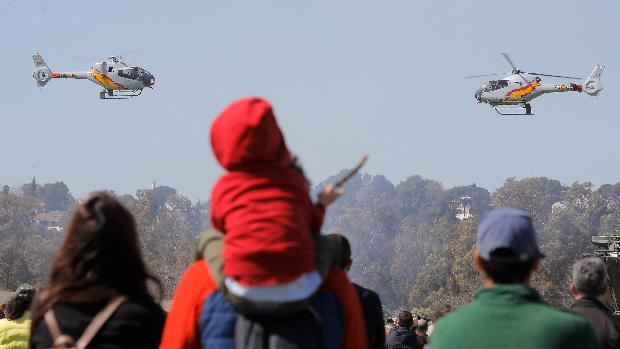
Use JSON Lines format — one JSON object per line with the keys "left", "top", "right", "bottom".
{"left": 591, "top": 235, "right": 620, "bottom": 314}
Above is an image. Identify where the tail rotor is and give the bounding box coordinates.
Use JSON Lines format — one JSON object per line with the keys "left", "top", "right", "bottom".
{"left": 583, "top": 65, "right": 604, "bottom": 96}
{"left": 32, "top": 53, "right": 52, "bottom": 87}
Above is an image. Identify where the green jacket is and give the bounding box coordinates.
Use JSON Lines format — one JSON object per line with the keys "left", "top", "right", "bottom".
{"left": 0, "top": 311, "right": 31, "bottom": 349}
{"left": 431, "top": 285, "right": 600, "bottom": 349}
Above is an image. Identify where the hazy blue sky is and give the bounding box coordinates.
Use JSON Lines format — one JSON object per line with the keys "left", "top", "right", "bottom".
{"left": 1, "top": 0, "right": 616, "bottom": 200}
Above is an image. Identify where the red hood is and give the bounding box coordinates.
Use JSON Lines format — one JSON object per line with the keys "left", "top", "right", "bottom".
{"left": 210, "top": 97, "right": 291, "bottom": 171}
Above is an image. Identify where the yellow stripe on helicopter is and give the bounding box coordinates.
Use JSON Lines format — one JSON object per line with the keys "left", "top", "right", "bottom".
{"left": 505, "top": 82, "right": 540, "bottom": 100}
{"left": 91, "top": 70, "right": 126, "bottom": 90}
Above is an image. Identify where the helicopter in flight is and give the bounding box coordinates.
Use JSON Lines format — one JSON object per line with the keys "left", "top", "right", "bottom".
{"left": 467, "top": 53, "right": 604, "bottom": 115}
{"left": 32, "top": 53, "right": 155, "bottom": 99}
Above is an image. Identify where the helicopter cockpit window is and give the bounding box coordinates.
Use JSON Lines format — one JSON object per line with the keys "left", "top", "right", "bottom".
{"left": 118, "top": 67, "right": 152, "bottom": 81}
{"left": 118, "top": 68, "right": 140, "bottom": 80}
{"left": 482, "top": 80, "right": 509, "bottom": 92}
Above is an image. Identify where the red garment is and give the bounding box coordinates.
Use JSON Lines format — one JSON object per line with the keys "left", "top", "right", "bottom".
{"left": 158, "top": 261, "right": 216, "bottom": 349}
{"left": 321, "top": 268, "right": 369, "bottom": 349}
{"left": 210, "top": 97, "right": 325, "bottom": 286}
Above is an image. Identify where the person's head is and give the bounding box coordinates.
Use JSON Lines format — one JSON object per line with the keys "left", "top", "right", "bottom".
{"left": 32, "top": 192, "right": 161, "bottom": 323}
{"left": 5, "top": 289, "right": 34, "bottom": 320}
{"left": 432, "top": 304, "right": 453, "bottom": 322}
{"left": 571, "top": 257, "right": 608, "bottom": 300}
{"left": 397, "top": 310, "right": 414, "bottom": 328}
{"left": 474, "top": 208, "right": 544, "bottom": 285}
{"left": 417, "top": 318, "right": 428, "bottom": 332}
{"left": 327, "top": 233, "right": 352, "bottom": 271}
{"left": 210, "top": 97, "right": 292, "bottom": 173}
{"left": 385, "top": 323, "right": 395, "bottom": 336}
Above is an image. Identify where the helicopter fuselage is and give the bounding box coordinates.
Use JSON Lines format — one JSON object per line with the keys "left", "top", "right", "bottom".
{"left": 51, "top": 59, "right": 155, "bottom": 91}
{"left": 474, "top": 73, "right": 582, "bottom": 107}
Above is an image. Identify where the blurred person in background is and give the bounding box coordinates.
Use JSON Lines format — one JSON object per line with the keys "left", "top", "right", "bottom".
{"left": 569, "top": 257, "right": 620, "bottom": 349}
{"left": 0, "top": 287, "right": 35, "bottom": 348}
{"left": 385, "top": 318, "right": 396, "bottom": 337}
{"left": 328, "top": 233, "right": 385, "bottom": 349}
{"left": 29, "top": 192, "right": 165, "bottom": 349}
{"left": 426, "top": 304, "right": 452, "bottom": 337}
{"left": 415, "top": 318, "right": 428, "bottom": 345}
{"left": 385, "top": 310, "right": 424, "bottom": 349}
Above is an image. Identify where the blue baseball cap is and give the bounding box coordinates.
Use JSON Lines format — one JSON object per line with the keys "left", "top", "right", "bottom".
{"left": 477, "top": 208, "right": 545, "bottom": 262}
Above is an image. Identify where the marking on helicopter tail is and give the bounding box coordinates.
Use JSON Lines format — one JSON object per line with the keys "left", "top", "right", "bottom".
{"left": 505, "top": 82, "right": 540, "bottom": 100}
{"left": 91, "top": 70, "right": 125, "bottom": 90}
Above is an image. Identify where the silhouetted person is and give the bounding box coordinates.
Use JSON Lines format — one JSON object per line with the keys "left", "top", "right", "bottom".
{"left": 385, "top": 310, "right": 423, "bottom": 349}
{"left": 570, "top": 257, "right": 620, "bottom": 349}
{"left": 29, "top": 192, "right": 166, "bottom": 349}
{"left": 328, "top": 233, "right": 385, "bottom": 349}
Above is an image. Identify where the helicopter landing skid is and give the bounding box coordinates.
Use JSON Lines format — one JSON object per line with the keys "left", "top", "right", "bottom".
{"left": 100, "top": 89, "right": 143, "bottom": 100}
{"left": 494, "top": 103, "right": 533, "bottom": 116}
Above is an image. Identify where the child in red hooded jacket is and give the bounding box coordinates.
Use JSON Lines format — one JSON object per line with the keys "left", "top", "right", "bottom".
{"left": 205, "top": 97, "right": 367, "bottom": 349}
{"left": 210, "top": 97, "right": 341, "bottom": 290}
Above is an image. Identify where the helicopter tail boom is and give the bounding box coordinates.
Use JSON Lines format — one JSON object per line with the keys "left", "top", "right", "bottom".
{"left": 583, "top": 65, "right": 604, "bottom": 96}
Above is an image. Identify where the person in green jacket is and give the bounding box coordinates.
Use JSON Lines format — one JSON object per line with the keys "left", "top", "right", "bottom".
{"left": 0, "top": 288, "right": 34, "bottom": 349}
{"left": 431, "top": 208, "right": 601, "bottom": 349}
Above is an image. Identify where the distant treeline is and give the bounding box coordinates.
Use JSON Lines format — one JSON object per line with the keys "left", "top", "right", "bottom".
{"left": 1, "top": 175, "right": 616, "bottom": 312}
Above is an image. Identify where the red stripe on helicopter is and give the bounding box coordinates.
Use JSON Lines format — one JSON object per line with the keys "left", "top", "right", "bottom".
{"left": 52, "top": 72, "right": 60, "bottom": 78}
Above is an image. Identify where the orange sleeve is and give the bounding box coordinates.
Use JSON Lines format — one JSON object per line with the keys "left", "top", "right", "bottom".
{"left": 321, "top": 268, "right": 368, "bottom": 349}
{"left": 159, "top": 261, "right": 217, "bottom": 349}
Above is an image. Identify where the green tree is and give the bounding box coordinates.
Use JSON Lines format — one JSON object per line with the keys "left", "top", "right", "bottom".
{"left": 38, "top": 182, "right": 75, "bottom": 211}
{"left": 491, "top": 177, "right": 563, "bottom": 225}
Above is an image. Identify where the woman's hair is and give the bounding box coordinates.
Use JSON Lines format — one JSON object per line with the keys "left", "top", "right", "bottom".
{"left": 31, "top": 192, "right": 161, "bottom": 326}
{"left": 432, "top": 304, "right": 453, "bottom": 322}
{"left": 5, "top": 289, "right": 34, "bottom": 320}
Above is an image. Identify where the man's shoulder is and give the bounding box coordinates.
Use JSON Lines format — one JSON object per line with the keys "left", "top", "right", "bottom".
{"left": 438, "top": 297, "right": 592, "bottom": 326}
{"left": 432, "top": 301, "right": 599, "bottom": 349}
{"left": 530, "top": 302, "right": 594, "bottom": 327}
{"left": 353, "top": 283, "right": 380, "bottom": 301}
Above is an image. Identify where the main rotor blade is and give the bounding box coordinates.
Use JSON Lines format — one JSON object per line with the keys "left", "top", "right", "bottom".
{"left": 116, "top": 49, "right": 142, "bottom": 58}
{"left": 529, "top": 72, "right": 582, "bottom": 80}
{"left": 464, "top": 73, "right": 503, "bottom": 79}
{"left": 516, "top": 73, "right": 530, "bottom": 83}
{"left": 49, "top": 56, "right": 103, "bottom": 60}
{"left": 501, "top": 52, "right": 519, "bottom": 71}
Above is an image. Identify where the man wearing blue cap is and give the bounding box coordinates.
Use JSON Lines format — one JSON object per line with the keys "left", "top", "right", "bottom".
{"left": 431, "top": 208, "right": 600, "bottom": 349}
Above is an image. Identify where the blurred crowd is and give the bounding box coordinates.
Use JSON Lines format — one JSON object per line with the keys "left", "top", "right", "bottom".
{"left": 0, "top": 98, "right": 617, "bottom": 349}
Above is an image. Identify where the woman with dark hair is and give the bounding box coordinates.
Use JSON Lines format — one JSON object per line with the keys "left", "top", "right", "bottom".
{"left": 0, "top": 288, "right": 35, "bottom": 348}
{"left": 29, "top": 192, "right": 165, "bottom": 349}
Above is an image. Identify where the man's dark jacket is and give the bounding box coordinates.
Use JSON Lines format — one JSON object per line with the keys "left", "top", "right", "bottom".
{"left": 385, "top": 326, "right": 423, "bottom": 349}
{"left": 354, "top": 283, "right": 385, "bottom": 349}
{"left": 570, "top": 297, "right": 620, "bottom": 349}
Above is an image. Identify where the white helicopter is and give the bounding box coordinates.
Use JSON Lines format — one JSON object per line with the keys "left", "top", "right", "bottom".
{"left": 32, "top": 53, "right": 155, "bottom": 99}
{"left": 467, "top": 53, "right": 604, "bottom": 115}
